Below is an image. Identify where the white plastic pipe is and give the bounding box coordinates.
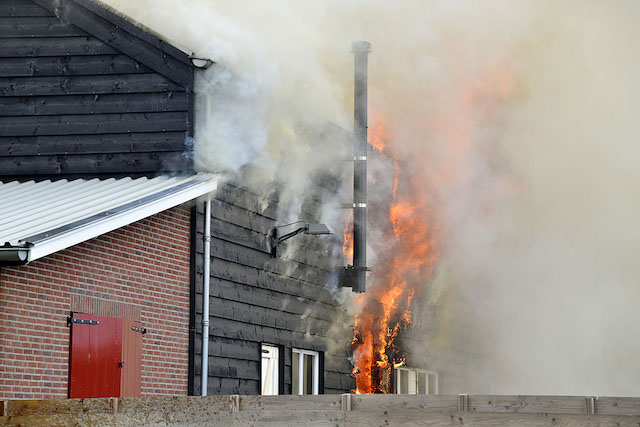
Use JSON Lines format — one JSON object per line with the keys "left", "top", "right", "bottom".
{"left": 201, "top": 198, "right": 212, "bottom": 395}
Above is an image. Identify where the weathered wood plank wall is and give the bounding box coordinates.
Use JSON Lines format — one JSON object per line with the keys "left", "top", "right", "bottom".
{"left": 191, "top": 181, "right": 356, "bottom": 395}
{"left": 0, "top": 0, "right": 194, "bottom": 180}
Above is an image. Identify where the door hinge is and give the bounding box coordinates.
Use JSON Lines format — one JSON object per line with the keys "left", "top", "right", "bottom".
{"left": 131, "top": 326, "right": 147, "bottom": 335}
{"left": 67, "top": 317, "right": 100, "bottom": 326}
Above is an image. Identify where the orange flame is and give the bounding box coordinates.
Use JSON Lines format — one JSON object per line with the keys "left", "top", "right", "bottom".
{"left": 351, "top": 181, "right": 438, "bottom": 393}
{"left": 348, "top": 112, "right": 439, "bottom": 394}
{"left": 343, "top": 210, "right": 354, "bottom": 260}
{"left": 369, "top": 113, "right": 388, "bottom": 152}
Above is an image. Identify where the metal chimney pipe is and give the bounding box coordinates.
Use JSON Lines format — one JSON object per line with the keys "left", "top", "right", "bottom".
{"left": 351, "top": 41, "right": 371, "bottom": 293}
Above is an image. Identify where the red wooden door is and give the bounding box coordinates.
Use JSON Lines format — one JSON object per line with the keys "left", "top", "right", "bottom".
{"left": 68, "top": 313, "right": 123, "bottom": 398}
{"left": 121, "top": 319, "right": 143, "bottom": 396}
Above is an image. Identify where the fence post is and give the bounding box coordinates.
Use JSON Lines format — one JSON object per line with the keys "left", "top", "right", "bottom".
{"left": 342, "top": 393, "right": 352, "bottom": 411}
{"left": 109, "top": 398, "right": 118, "bottom": 414}
{"left": 229, "top": 395, "right": 240, "bottom": 412}
{"left": 458, "top": 394, "right": 469, "bottom": 411}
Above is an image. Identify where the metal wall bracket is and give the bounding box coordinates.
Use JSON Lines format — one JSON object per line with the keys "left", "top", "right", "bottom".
{"left": 339, "top": 266, "right": 371, "bottom": 291}
{"left": 67, "top": 317, "right": 100, "bottom": 326}
{"left": 132, "top": 326, "right": 147, "bottom": 335}
{"left": 340, "top": 203, "right": 368, "bottom": 209}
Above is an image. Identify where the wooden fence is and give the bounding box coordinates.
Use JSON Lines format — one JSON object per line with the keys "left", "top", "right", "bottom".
{"left": 2, "top": 394, "right": 640, "bottom": 426}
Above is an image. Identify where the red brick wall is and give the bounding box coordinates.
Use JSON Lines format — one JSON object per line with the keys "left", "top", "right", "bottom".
{"left": 0, "top": 206, "right": 192, "bottom": 399}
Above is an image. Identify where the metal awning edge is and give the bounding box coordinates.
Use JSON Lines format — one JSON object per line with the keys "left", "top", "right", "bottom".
{"left": 1, "top": 175, "right": 218, "bottom": 265}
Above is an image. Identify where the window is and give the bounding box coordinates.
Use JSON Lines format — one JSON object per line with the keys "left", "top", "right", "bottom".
{"left": 395, "top": 367, "right": 439, "bottom": 395}
{"left": 292, "top": 349, "right": 319, "bottom": 395}
{"left": 261, "top": 344, "right": 279, "bottom": 395}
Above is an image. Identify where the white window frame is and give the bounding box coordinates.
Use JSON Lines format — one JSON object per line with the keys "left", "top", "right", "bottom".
{"left": 261, "top": 344, "right": 279, "bottom": 395}
{"left": 395, "top": 367, "right": 439, "bottom": 395}
{"left": 292, "top": 348, "right": 319, "bottom": 395}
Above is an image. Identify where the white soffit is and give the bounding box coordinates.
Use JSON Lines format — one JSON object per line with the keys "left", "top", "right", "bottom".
{"left": 0, "top": 173, "right": 218, "bottom": 263}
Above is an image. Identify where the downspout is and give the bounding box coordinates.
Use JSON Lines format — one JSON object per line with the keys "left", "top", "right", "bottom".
{"left": 201, "top": 198, "right": 212, "bottom": 395}
{"left": 191, "top": 56, "right": 215, "bottom": 396}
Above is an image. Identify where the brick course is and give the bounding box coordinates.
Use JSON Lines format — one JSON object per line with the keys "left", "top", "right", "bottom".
{"left": 0, "top": 206, "right": 192, "bottom": 399}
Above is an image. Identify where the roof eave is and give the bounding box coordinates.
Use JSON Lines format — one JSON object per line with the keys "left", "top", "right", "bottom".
{"left": 2, "top": 175, "right": 218, "bottom": 265}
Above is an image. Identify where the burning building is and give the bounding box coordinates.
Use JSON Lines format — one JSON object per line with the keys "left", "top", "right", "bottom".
{"left": 3, "top": 0, "right": 638, "bottom": 404}
{"left": 0, "top": 0, "right": 500, "bottom": 400}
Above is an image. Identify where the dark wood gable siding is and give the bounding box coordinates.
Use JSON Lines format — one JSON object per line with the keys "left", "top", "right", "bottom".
{"left": 0, "top": 0, "right": 194, "bottom": 180}
{"left": 190, "top": 182, "right": 356, "bottom": 395}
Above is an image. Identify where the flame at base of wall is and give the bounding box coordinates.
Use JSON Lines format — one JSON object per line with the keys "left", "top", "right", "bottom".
{"left": 347, "top": 116, "right": 440, "bottom": 394}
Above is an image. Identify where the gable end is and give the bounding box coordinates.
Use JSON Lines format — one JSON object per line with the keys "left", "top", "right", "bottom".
{"left": 0, "top": 0, "right": 196, "bottom": 180}
{"left": 31, "top": 0, "right": 194, "bottom": 89}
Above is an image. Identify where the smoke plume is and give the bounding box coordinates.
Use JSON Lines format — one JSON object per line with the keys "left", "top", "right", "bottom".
{"left": 433, "top": 0, "right": 640, "bottom": 396}
{"left": 102, "top": 0, "right": 640, "bottom": 396}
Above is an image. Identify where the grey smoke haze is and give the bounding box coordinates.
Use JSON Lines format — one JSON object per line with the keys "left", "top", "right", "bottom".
{"left": 102, "top": 0, "right": 640, "bottom": 395}
{"left": 439, "top": 1, "right": 640, "bottom": 395}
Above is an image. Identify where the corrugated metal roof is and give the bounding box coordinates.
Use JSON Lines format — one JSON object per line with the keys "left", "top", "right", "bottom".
{"left": 0, "top": 173, "right": 218, "bottom": 264}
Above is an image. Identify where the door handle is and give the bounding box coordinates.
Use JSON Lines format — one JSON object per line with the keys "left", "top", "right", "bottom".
{"left": 119, "top": 362, "right": 125, "bottom": 371}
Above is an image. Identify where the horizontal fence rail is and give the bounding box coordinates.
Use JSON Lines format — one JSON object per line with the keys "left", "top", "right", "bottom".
{"left": 2, "top": 394, "right": 640, "bottom": 426}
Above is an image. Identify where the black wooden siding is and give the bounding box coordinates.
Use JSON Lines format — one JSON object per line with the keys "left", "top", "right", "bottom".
{"left": 190, "top": 182, "right": 356, "bottom": 395}
{"left": 0, "top": 0, "right": 194, "bottom": 180}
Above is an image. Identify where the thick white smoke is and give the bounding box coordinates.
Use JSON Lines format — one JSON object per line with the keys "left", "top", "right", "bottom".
{"left": 438, "top": 1, "right": 640, "bottom": 395}
{"left": 101, "top": 0, "right": 640, "bottom": 396}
